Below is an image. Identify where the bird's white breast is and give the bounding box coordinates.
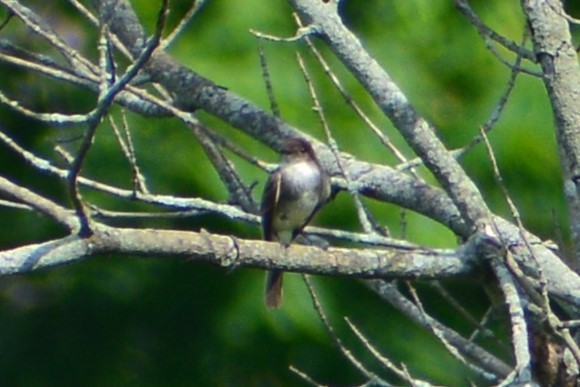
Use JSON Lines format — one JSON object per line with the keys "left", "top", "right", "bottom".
{"left": 271, "top": 160, "right": 322, "bottom": 240}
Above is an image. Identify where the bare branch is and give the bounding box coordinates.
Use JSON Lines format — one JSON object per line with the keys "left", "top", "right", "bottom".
{"left": 344, "top": 317, "right": 435, "bottom": 386}
{"left": 0, "top": 0, "right": 95, "bottom": 72}
{"left": 109, "top": 113, "right": 150, "bottom": 194}
{"left": 368, "top": 280, "right": 510, "bottom": 380}
{"left": 190, "top": 122, "right": 259, "bottom": 213}
{"left": 0, "top": 176, "right": 77, "bottom": 230}
{"left": 455, "top": 0, "right": 535, "bottom": 61}
{"left": 490, "top": 258, "right": 533, "bottom": 385}
{"left": 68, "top": 0, "right": 170, "bottom": 235}
{"left": 161, "top": 0, "right": 207, "bottom": 50}
{"left": 302, "top": 275, "right": 388, "bottom": 386}
{"left": 289, "top": 365, "right": 327, "bottom": 387}
{"left": 0, "top": 0, "right": 579, "bottom": 383}
{"left": 0, "top": 225, "right": 477, "bottom": 280}
{"left": 523, "top": 0, "right": 580, "bottom": 266}
{"left": 257, "top": 41, "right": 280, "bottom": 118}
{"left": 250, "top": 25, "right": 319, "bottom": 43}
{"left": 406, "top": 282, "right": 501, "bottom": 381}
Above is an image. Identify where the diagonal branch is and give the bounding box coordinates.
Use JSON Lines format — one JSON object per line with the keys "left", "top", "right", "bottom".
{"left": 455, "top": 0, "right": 535, "bottom": 61}
{"left": 368, "top": 280, "right": 511, "bottom": 380}
{"left": 522, "top": 0, "right": 580, "bottom": 268}
{"left": 289, "top": 0, "right": 490, "bottom": 230}
{"left": 68, "top": 0, "right": 169, "bottom": 236}
{"left": 0, "top": 175, "right": 77, "bottom": 230}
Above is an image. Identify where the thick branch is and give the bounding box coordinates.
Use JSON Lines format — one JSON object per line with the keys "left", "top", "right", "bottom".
{"left": 523, "top": 0, "right": 580, "bottom": 266}
{"left": 0, "top": 226, "right": 478, "bottom": 278}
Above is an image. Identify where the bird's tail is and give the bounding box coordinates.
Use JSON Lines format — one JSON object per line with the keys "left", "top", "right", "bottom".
{"left": 265, "top": 270, "right": 284, "bottom": 308}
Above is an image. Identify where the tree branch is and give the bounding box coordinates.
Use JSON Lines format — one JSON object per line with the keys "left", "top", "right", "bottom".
{"left": 0, "top": 175, "right": 77, "bottom": 231}
{"left": 368, "top": 280, "right": 512, "bottom": 379}
{"left": 0, "top": 226, "right": 478, "bottom": 279}
{"left": 522, "top": 0, "right": 580, "bottom": 268}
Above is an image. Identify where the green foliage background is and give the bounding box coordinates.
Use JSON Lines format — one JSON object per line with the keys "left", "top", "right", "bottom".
{"left": 0, "top": 0, "right": 578, "bottom": 385}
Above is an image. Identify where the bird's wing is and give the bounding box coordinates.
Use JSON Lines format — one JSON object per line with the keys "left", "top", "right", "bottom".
{"left": 261, "top": 169, "right": 282, "bottom": 241}
{"left": 290, "top": 169, "right": 330, "bottom": 240}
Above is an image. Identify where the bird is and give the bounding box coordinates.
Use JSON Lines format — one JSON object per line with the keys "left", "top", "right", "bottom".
{"left": 261, "top": 137, "right": 331, "bottom": 308}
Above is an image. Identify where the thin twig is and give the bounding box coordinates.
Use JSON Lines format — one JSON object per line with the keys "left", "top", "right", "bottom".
{"left": 161, "top": 0, "right": 208, "bottom": 49}
{"left": 454, "top": 0, "right": 535, "bottom": 61}
{"left": 302, "top": 275, "right": 389, "bottom": 386}
{"left": 0, "top": 8, "right": 14, "bottom": 30}
{"left": 344, "top": 317, "right": 435, "bottom": 386}
{"left": 109, "top": 113, "right": 149, "bottom": 194}
{"left": 0, "top": 176, "right": 77, "bottom": 230}
{"left": 68, "top": 0, "right": 134, "bottom": 61}
{"left": 68, "top": 0, "right": 170, "bottom": 236}
{"left": 67, "top": 25, "right": 111, "bottom": 236}
{"left": 189, "top": 122, "right": 258, "bottom": 213}
{"left": 121, "top": 111, "right": 149, "bottom": 193}
{"left": 368, "top": 280, "right": 507, "bottom": 380}
{"left": 289, "top": 365, "right": 326, "bottom": 387}
{"left": 191, "top": 124, "right": 271, "bottom": 171}
{"left": 546, "top": 0, "right": 580, "bottom": 25}
{"left": 559, "top": 320, "right": 580, "bottom": 329}
{"left": 398, "top": 31, "right": 525, "bottom": 172}
{"left": 0, "top": 89, "right": 90, "bottom": 125}
{"left": 468, "top": 306, "right": 495, "bottom": 343}
{"left": 479, "top": 227, "right": 533, "bottom": 383}
{"left": 89, "top": 205, "right": 205, "bottom": 220}
{"left": 249, "top": 24, "right": 319, "bottom": 43}
{"left": 0, "top": 47, "right": 168, "bottom": 119}
{"left": 294, "top": 14, "right": 416, "bottom": 180}
{"left": 483, "top": 39, "right": 542, "bottom": 78}
{"left": 257, "top": 41, "right": 280, "bottom": 118}
{"left": 429, "top": 282, "right": 499, "bottom": 342}
{"left": 405, "top": 282, "right": 500, "bottom": 381}
{"left": 296, "top": 51, "right": 376, "bottom": 234}
{"left": 475, "top": 185, "right": 538, "bottom": 385}
{"left": 3, "top": 0, "right": 96, "bottom": 73}
{"left": 0, "top": 198, "right": 32, "bottom": 211}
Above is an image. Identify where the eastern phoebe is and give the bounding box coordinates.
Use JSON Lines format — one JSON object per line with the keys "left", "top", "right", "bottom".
{"left": 261, "top": 138, "right": 331, "bottom": 308}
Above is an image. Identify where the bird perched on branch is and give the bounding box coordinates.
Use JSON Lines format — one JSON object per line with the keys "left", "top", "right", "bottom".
{"left": 261, "top": 137, "right": 331, "bottom": 308}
